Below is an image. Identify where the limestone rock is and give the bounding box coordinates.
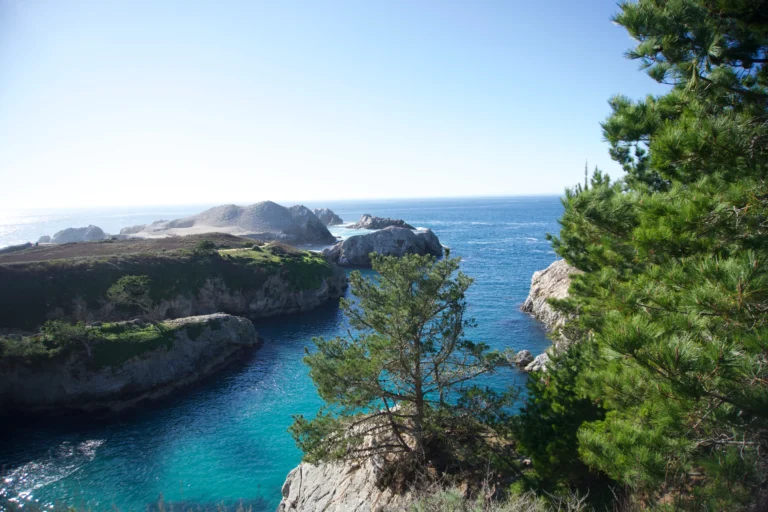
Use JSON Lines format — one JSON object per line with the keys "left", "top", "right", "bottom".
{"left": 50, "top": 225, "right": 107, "bottom": 244}
{"left": 278, "top": 461, "right": 414, "bottom": 512}
{"left": 524, "top": 353, "right": 550, "bottom": 373}
{"left": 127, "top": 201, "right": 335, "bottom": 245}
{"left": 347, "top": 214, "right": 415, "bottom": 230}
{"left": 0, "top": 314, "right": 258, "bottom": 413}
{"left": 312, "top": 208, "right": 343, "bottom": 226}
{"left": 513, "top": 349, "right": 534, "bottom": 368}
{"left": 323, "top": 227, "right": 442, "bottom": 267}
{"left": 521, "top": 259, "right": 580, "bottom": 334}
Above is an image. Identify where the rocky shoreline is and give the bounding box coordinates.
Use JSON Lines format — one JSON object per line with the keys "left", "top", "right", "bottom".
{"left": 0, "top": 314, "right": 259, "bottom": 414}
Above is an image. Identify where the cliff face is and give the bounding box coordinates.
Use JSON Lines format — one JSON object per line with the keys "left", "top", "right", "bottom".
{"left": 0, "top": 248, "right": 348, "bottom": 330}
{"left": 520, "top": 259, "right": 580, "bottom": 370}
{"left": 323, "top": 227, "right": 442, "bottom": 268}
{"left": 521, "top": 259, "right": 579, "bottom": 335}
{"left": 279, "top": 461, "right": 413, "bottom": 512}
{"left": 0, "top": 314, "right": 258, "bottom": 413}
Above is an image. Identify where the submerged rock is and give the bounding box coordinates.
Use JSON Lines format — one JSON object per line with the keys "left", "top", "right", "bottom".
{"left": 0, "top": 314, "right": 258, "bottom": 413}
{"left": 323, "top": 227, "right": 442, "bottom": 267}
{"left": 312, "top": 208, "right": 343, "bottom": 226}
{"left": 347, "top": 214, "right": 415, "bottom": 230}
{"left": 49, "top": 225, "right": 107, "bottom": 244}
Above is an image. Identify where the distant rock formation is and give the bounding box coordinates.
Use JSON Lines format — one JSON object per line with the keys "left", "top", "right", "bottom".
{"left": 312, "top": 208, "right": 343, "bottom": 226}
{"left": 0, "top": 314, "right": 258, "bottom": 413}
{"left": 347, "top": 214, "right": 415, "bottom": 230}
{"left": 323, "top": 227, "right": 442, "bottom": 267}
{"left": 0, "top": 243, "right": 33, "bottom": 255}
{"left": 520, "top": 259, "right": 581, "bottom": 372}
{"left": 124, "top": 202, "right": 336, "bottom": 245}
{"left": 42, "top": 225, "right": 107, "bottom": 244}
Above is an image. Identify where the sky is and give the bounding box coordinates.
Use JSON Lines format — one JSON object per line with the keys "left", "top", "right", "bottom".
{"left": 0, "top": 0, "right": 668, "bottom": 209}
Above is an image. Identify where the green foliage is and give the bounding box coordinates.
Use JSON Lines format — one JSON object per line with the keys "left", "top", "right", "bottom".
{"left": 0, "top": 245, "right": 334, "bottom": 330}
{"left": 0, "top": 320, "right": 182, "bottom": 370}
{"left": 514, "top": 0, "right": 768, "bottom": 507}
{"left": 291, "top": 253, "right": 516, "bottom": 475}
{"left": 193, "top": 239, "right": 217, "bottom": 255}
{"left": 107, "top": 275, "right": 153, "bottom": 316}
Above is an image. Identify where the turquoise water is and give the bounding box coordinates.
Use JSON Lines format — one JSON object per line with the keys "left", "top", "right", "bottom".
{"left": 0, "top": 197, "right": 562, "bottom": 511}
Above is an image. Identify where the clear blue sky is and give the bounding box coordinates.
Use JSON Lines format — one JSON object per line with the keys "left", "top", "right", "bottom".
{"left": 0, "top": 0, "right": 666, "bottom": 208}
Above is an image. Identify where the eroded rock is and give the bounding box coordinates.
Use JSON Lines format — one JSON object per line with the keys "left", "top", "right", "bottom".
{"left": 347, "top": 214, "right": 415, "bottom": 230}
{"left": 323, "top": 227, "right": 442, "bottom": 267}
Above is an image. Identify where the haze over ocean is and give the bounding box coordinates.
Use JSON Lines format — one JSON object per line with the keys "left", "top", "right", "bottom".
{"left": 0, "top": 196, "right": 562, "bottom": 510}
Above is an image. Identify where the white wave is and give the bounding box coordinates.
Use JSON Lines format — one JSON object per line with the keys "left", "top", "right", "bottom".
{"left": 1, "top": 440, "right": 104, "bottom": 501}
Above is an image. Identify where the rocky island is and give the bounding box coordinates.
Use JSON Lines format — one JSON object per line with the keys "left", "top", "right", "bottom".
{"left": 312, "top": 208, "right": 343, "bottom": 226}
{"left": 37, "top": 225, "right": 108, "bottom": 244}
{"left": 346, "top": 214, "right": 415, "bottom": 230}
{"left": 323, "top": 226, "right": 442, "bottom": 267}
{"left": 122, "top": 201, "right": 336, "bottom": 245}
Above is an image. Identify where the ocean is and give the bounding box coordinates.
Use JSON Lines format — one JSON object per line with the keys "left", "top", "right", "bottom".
{"left": 0, "top": 196, "right": 562, "bottom": 511}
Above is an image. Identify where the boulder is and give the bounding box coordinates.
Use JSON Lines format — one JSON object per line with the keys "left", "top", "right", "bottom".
{"left": 524, "top": 353, "right": 550, "bottom": 373}
{"left": 50, "top": 225, "right": 107, "bottom": 244}
{"left": 126, "top": 201, "right": 336, "bottom": 245}
{"left": 513, "top": 350, "right": 534, "bottom": 368}
{"left": 323, "top": 227, "right": 442, "bottom": 267}
{"left": 347, "top": 214, "right": 415, "bottom": 230}
{"left": 312, "top": 208, "right": 343, "bottom": 226}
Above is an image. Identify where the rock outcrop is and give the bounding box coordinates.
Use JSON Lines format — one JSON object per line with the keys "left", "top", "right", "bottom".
{"left": 347, "top": 214, "right": 415, "bottom": 230}
{"left": 0, "top": 314, "right": 258, "bottom": 413}
{"left": 323, "top": 227, "right": 442, "bottom": 267}
{"left": 521, "top": 259, "right": 580, "bottom": 335}
{"left": 42, "top": 225, "right": 107, "bottom": 244}
{"left": 279, "top": 460, "right": 413, "bottom": 512}
{"left": 125, "top": 202, "right": 336, "bottom": 245}
{"left": 313, "top": 208, "right": 343, "bottom": 226}
{"left": 520, "top": 259, "right": 581, "bottom": 372}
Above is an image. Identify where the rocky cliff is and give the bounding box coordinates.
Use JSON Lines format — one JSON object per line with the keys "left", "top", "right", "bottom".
{"left": 38, "top": 225, "right": 108, "bottom": 244}
{"left": 323, "top": 227, "right": 442, "bottom": 267}
{"left": 346, "top": 214, "right": 415, "bottom": 230}
{"left": 0, "top": 314, "right": 258, "bottom": 413}
{"left": 520, "top": 259, "right": 580, "bottom": 370}
{"left": 312, "top": 208, "right": 343, "bottom": 226}
{"left": 0, "top": 244, "right": 348, "bottom": 330}
{"left": 125, "top": 201, "right": 336, "bottom": 244}
{"left": 279, "top": 460, "right": 413, "bottom": 512}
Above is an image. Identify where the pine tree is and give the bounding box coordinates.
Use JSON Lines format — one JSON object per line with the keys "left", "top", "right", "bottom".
{"left": 517, "top": 0, "right": 768, "bottom": 508}
{"left": 290, "top": 253, "right": 515, "bottom": 477}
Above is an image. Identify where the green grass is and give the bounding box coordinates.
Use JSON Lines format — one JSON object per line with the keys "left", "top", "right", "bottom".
{"left": 0, "top": 244, "right": 334, "bottom": 331}
{"left": 0, "top": 321, "right": 193, "bottom": 371}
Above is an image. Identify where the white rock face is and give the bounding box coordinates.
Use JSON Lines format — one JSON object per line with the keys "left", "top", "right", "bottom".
{"left": 313, "top": 208, "right": 343, "bottom": 226}
{"left": 520, "top": 259, "right": 581, "bottom": 372}
{"left": 323, "top": 227, "right": 443, "bottom": 267}
{"left": 521, "top": 259, "right": 580, "bottom": 334}
{"left": 347, "top": 214, "right": 415, "bottom": 230}
{"left": 49, "top": 225, "right": 107, "bottom": 244}
{"left": 278, "top": 461, "right": 413, "bottom": 512}
{"left": 125, "top": 201, "right": 336, "bottom": 244}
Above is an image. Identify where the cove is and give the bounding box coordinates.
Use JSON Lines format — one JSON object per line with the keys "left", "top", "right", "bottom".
{"left": 0, "top": 196, "right": 562, "bottom": 511}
